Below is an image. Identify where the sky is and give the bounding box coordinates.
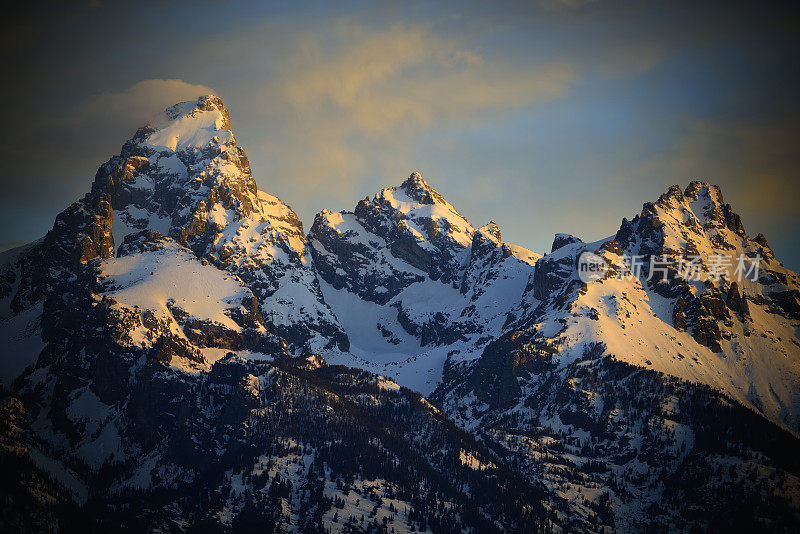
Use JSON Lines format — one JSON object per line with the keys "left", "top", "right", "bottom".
{"left": 1, "top": 0, "right": 798, "bottom": 268}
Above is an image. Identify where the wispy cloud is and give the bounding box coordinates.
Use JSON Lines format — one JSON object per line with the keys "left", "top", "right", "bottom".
{"left": 0, "top": 78, "right": 213, "bottom": 211}
{"left": 226, "top": 21, "right": 575, "bottom": 200}
{"left": 80, "top": 79, "right": 215, "bottom": 129}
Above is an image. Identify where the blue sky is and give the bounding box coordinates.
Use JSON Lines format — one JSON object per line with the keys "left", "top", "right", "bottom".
{"left": 1, "top": 0, "right": 798, "bottom": 268}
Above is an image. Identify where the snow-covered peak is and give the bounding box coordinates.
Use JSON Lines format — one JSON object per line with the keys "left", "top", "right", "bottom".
{"left": 145, "top": 95, "right": 234, "bottom": 152}
{"left": 645, "top": 180, "right": 738, "bottom": 237}
{"left": 26, "top": 95, "right": 348, "bottom": 356}
{"left": 399, "top": 171, "right": 448, "bottom": 205}
{"left": 614, "top": 181, "right": 758, "bottom": 277}
{"left": 650, "top": 181, "right": 719, "bottom": 211}
{"left": 309, "top": 173, "right": 478, "bottom": 305}
{"left": 683, "top": 180, "right": 724, "bottom": 204}
{"left": 364, "top": 173, "right": 474, "bottom": 249}
{"left": 308, "top": 172, "right": 543, "bottom": 392}
{"left": 476, "top": 221, "right": 502, "bottom": 244}
{"left": 484, "top": 182, "right": 800, "bottom": 435}
{"left": 97, "top": 94, "right": 259, "bottom": 256}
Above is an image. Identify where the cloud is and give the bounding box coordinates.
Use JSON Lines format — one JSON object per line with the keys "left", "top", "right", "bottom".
{"left": 0, "top": 78, "right": 213, "bottom": 246}
{"left": 2, "top": 78, "right": 213, "bottom": 202}
{"left": 229, "top": 21, "right": 575, "bottom": 205}
{"left": 280, "top": 22, "right": 574, "bottom": 132}
{"left": 79, "top": 79, "right": 215, "bottom": 130}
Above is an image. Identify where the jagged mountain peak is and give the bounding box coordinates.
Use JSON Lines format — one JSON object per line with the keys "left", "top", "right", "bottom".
{"left": 486, "top": 180, "right": 800, "bottom": 436}
{"left": 165, "top": 94, "right": 229, "bottom": 123}
{"left": 138, "top": 94, "right": 235, "bottom": 154}
{"left": 476, "top": 221, "right": 502, "bottom": 243}
{"left": 614, "top": 181, "right": 757, "bottom": 268}
{"left": 308, "top": 170, "right": 541, "bottom": 391}
{"left": 311, "top": 172, "right": 479, "bottom": 306}
{"left": 684, "top": 180, "right": 724, "bottom": 203}
{"left": 648, "top": 180, "right": 724, "bottom": 211}
{"left": 609, "top": 183, "right": 793, "bottom": 307}
{"left": 367, "top": 172, "right": 469, "bottom": 234}
{"left": 643, "top": 180, "right": 745, "bottom": 238}
{"left": 100, "top": 95, "right": 261, "bottom": 256}
{"left": 551, "top": 233, "right": 582, "bottom": 252}
{"left": 1, "top": 94, "right": 347, "bottom": 374}
{"left": 653, "top": 181, "right": 721, "bottom": 207}
{"left": 398, "top": 171, "right": 447, "bottom": 205}
{"left": 343, "top": 172, "right": 467, "bottom": 229}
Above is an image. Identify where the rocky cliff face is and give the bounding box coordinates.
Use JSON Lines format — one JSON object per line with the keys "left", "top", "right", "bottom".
{"left": 309, "top": 172, "right": 476, "bottom": 304}
{"left": 1, "top": 96, "right": 799, "bottom": 532}
{"left": 432, "top": 181, "right": 800, "bottom": 530}
{"left": 441, "top": 181, "right": 800, "bottom": 431}
{"left": 1, "top": 95, "right": 346, "bottom": 372}
{"left": 308, "top": 173, "right": 539, "bottom": 393}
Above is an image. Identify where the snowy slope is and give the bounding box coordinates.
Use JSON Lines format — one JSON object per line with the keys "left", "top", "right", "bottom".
{"left": 89, "top": 95, "right": 347, "bottom": 353}
{"left": 309, "top": 174, "right": 540, "bottom": 394}
{"left": 518, "top": 238, "right": 800, "bottom": 432}
{"left": 101, "top": 241, "right": 254, "bottom": 333}
{"left": 437, "top": 182, "right": 800, "bottom": 434}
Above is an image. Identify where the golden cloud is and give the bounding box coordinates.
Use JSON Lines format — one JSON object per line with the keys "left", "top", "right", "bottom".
{"left": 231, "top": 21, "right": 576, "bottom": 200}
{"left": 280, "top": 23, "right": 575, "bottom": 133}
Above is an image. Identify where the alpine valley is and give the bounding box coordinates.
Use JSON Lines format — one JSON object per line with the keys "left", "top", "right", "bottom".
{"left": 2, "top": 96, "right": 799, "bottom": 533}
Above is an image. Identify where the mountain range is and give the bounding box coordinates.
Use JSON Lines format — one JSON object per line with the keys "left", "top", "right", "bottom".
{"left": 2, "top": 95, "right": 799, "bottom": 533}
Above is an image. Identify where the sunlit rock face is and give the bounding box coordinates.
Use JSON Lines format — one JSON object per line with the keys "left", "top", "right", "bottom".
{"left": 440, "top": 180, "right": 800, "bottom": 430}
{"left": 433, "top": 181, "right": 800, "bottom": 532}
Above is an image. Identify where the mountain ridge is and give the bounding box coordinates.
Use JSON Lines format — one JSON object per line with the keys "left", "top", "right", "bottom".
{"left": 1, "top": 94, "right": 799, "bottom": 532}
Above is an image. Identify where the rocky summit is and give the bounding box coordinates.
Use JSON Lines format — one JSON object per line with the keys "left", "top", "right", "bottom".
{"left": 1, "top": 96, "right": 799, "bottom": 533}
